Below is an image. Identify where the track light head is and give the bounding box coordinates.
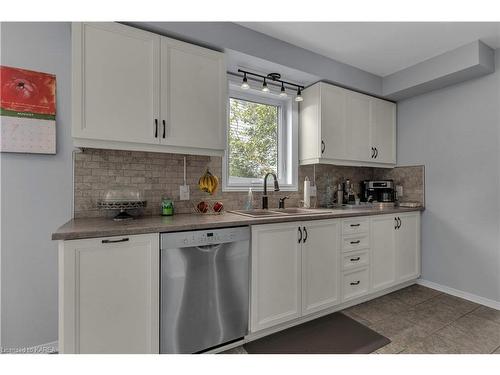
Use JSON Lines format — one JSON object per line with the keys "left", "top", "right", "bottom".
{"left": 262, "top": 78, "right": 269, "bottom": 93}
{"left": 279, "top": 83, "right": 287, "bottom": 97}
{"left": 241, "top": 73, "right": 249, "bottom": 90}
{"left": 295, "top": 87, "right": 303, "bottom": 102}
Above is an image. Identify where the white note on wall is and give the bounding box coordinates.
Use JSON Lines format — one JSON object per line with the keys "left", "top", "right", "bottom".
{"left": 0, "top": 116, "right": 56, "bottom": 154}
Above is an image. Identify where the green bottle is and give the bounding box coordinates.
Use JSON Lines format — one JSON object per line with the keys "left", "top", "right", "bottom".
{"left": 161, "top": 198, "right": 174, "bottom": 216}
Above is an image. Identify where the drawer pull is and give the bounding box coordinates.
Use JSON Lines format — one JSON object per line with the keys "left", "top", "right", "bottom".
{"left": 350, "top": 240, "right": 361, "bottom": 244}
{"left": 350, "top": 257, "right": 361, "bottom": 262}
{"left": 350, "top": 223, "right": 361, "bottom": 227}
{"left": 350, "top": 280, "right": 361, "bottom": 286}
{"left": 102, "top": 238, "right": 129, "bottom": 244}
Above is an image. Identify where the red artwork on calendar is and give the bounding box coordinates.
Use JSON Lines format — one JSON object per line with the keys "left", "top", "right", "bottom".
{"left": 0, "top": 66, "right": 56, "bottom": 154}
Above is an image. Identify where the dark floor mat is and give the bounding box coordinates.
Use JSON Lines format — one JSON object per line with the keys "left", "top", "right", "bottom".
{"left": 244, "top": 312, "right": 390, "bottom": 354}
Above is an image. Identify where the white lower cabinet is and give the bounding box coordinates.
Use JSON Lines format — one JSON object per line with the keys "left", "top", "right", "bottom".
{"left": 250, "top": 222, "right": 302, "bottom": 332}
{"left": 370, "top": 212, "right": 421, "bottom": 292}
{"left": 342, "top": 267, "right": 370, "bottom": 301}
{"left": 396, "top": 213, "right": 421, "bottom": 282}
{"left": 250, "top": 211, "right": 421, "bottom": 334}
{"left": 59, "top": 233, "right": 159, "bottom": 354}
{"left": 301, "top": 220, "right": 341, "bottom": 315}
{"left": 370, "top": 215, "right": 397, "bottom": 291}
{"left": 250, "top": 219, "right": 340, "bottom": 332}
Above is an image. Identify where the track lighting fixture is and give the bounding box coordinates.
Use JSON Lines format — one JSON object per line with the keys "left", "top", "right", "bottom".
{"left": 241, "top": 73, "right": 249, "bottom": 90}
{"left": 295, "top": 87, "right": 303, "bottom": 102}
{"left": 261, "top": 78, "right": 269, "bottom": 93}
{"left": 236, "top": 69, "right": 304, "bottom": 99}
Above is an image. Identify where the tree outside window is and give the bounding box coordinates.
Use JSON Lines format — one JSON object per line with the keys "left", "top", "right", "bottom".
{"left": 228, "top": 98, "right": 279, "bottom": 180}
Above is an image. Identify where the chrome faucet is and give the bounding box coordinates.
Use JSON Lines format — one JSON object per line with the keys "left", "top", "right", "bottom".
{"left": 262, "top": 172, "right": 280, "bottom": 209}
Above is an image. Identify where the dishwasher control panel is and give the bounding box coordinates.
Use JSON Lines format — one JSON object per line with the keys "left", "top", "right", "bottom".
{"left": 161, "top": 226, "right": 250, "bottom": 249}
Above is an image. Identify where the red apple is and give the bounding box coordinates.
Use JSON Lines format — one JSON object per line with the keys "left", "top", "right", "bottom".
{"left": 213, "top": 201, "right": 224, "bottom": 213}
{"left": 197, "top": 201, "right": 209, "bottom": 213}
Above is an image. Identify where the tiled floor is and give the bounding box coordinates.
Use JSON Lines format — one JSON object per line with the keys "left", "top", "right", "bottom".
{"left": 223, "top": 285, "right": 500, "bottom": 354}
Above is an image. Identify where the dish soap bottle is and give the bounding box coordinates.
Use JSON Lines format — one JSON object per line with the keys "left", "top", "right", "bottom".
{"left": 244, "top": 187, "right": 253, "bottom": 210}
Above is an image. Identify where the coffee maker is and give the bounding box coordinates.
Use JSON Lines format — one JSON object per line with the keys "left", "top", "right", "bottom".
{"left": 360, "top": 180, "right": 396, "bottom": 206}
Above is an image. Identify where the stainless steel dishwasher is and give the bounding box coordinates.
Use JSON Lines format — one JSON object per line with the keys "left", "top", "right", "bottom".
{"left": 160, "top": 226, "right": 250, "bottom": 353}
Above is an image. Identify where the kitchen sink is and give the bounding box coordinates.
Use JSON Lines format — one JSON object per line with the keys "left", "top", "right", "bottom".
{"left": 230, "top": 208, "right": 332, "bottom": 218}
{"left": 269, "top": 208, "right": 328, "bottom": 215}
{"left": 230, "top": 209, "right": 288, "bottom": 218}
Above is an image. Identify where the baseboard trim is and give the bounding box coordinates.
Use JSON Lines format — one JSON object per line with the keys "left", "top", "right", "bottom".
{"left": 417, "top": 279, "right": 500, "bottom": 311}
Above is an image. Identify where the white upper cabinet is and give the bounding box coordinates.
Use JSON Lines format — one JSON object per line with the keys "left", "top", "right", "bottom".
{"left": 299, "top": 82, "right": 396, "bottom": 167}
{"left": 345, "top": 90, "right": 371, "bottom": 162}
{"left": 160, "top": 38, "right": 226, "bottom": 151}
{"left": 370, "top": 97, "right": 397, "bottom": 164}
{"left": 72, "top": 23, "right": 160, "bottom": 145}
{"left": 72, "top": 22, "right": 226, "bottom": 156}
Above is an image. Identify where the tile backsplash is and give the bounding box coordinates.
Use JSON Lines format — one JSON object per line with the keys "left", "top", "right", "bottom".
{"left": 73, "top": 148, "right": 425, "bottom": 218}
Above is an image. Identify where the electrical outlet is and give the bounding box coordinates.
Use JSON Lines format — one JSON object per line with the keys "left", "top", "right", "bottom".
{"left": 179, "top": 185, "right": 190, "bottom": 201}
{"left": 310, "top": 185, "right": 317, "bottom": 197}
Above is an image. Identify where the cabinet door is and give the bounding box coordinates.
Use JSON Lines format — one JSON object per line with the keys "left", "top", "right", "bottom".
{"left": 160, "top": 37, "right": 226, "bottom": 150}
{"left": 72, "top": 23, "right": 160, "bottom": 144}
{"left": 345, "top": 91, "right": 371, "bottom": 161}
{"left": 59, "top": 234, "right": 159, "bottom": 354}
{"left": 396, "top": 213, "right": 421, "bottom": 282}
{"left": 370, "top": 215, "right": 397, "bottom": 291}
{"left": 320, "top": 84, "right": 347, "bottom": 160}
{"left": 370, "top": 98, "right": 396, "bottom": 164}
{"left": 302, "top": 219, "right": 341, "bottom": 315}
{"left": 251, "top": 223, "right": 302, "bottom": 332}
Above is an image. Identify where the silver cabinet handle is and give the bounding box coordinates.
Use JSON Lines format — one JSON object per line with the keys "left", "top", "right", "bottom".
{"left": 102, "top": 238, "right": 129, "bottom": 244}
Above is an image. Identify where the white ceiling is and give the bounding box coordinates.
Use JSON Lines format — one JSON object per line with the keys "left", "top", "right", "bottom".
{"left": 237, "top": 22, "right": 500, "bottom": 76}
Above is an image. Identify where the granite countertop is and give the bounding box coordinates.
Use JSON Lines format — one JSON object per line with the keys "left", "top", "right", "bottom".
{"left": 52, "top": 206, "right": 424, "bottom": 241}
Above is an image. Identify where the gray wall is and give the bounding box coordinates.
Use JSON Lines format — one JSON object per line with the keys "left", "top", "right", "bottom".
{"left": 128, "top": 22, "right": 383, "bottom": 96}
{"left": 0, "top": 22, "right": 72, "bottom": 349}
{"left": 397, "top": 49, "right": 500, "bottom": 303}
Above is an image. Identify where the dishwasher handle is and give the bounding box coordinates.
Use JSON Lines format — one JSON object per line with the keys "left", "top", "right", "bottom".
{"left": 195, "top": 243, "right": 222, "bottom": 252}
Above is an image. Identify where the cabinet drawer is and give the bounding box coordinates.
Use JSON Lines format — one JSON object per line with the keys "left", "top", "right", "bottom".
{"left": 342, "top": 234, "right": 369, "bottom": 252}
{"left": 342, "top": 218, "right": 369, "bottom": 235}
{"left": 342, "top": 268, "right": 369, "bottom": 301}
{"left": 342, "top": 250, "right": 369, "bottom": 271}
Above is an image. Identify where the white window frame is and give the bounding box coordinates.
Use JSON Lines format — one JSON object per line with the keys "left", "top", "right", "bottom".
{"left": 223, "top": 78, "right": 298, "bottom": 192}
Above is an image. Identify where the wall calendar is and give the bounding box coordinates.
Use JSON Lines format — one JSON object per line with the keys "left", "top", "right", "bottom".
{"left": 0, "top": 65, "right": 56, "bottom": 154}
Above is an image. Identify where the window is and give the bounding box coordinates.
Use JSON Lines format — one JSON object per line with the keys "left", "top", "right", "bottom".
{"left": 223, "top": 80, "right": 298, "bottom": 191}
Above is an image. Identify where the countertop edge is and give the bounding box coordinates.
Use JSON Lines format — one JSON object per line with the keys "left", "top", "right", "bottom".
{"left": 52, "top": 207, "right": 424, "bottom": 241}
